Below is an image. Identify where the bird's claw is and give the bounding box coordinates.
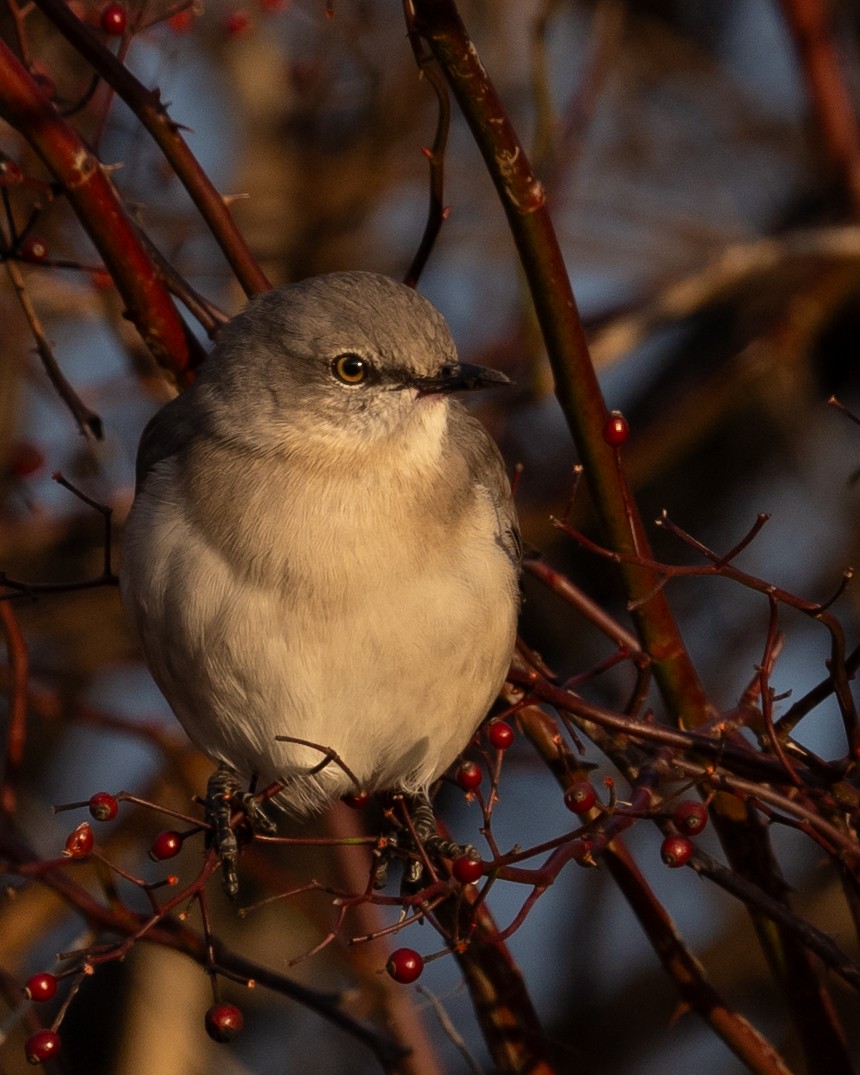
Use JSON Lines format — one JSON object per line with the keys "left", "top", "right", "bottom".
{"left": 372, "top": 793, "right": 474, "bottom": 897}
{"left": 204, "top": 765, "right": 275, "bottom": 899}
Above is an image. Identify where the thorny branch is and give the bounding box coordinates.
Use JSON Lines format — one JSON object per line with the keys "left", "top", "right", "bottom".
{"left": 3, "top": 2, "right": 860, "bottom": 1073}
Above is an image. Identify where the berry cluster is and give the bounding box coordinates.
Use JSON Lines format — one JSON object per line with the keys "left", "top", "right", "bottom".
{"left": 22, "top": 976, "right": 61, "bottom": 1065}
{"left": 660, "top": 800, "right": 709, "bottom": 868}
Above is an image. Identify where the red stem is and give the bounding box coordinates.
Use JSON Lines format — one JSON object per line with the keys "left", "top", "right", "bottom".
{"left": 30, "top": 0, "right": 272, "bottom": 298}
{"left": 0, "top": 42, "right": 194, "bottom": 375}
{"left": 779, "top": 0, "right": 860, "bottom": 217}
{"left": 410, "top": 0, "right": 714, "bottom": 730}
{"left": 0, "top": 601, "right": 28, "bottom": 821}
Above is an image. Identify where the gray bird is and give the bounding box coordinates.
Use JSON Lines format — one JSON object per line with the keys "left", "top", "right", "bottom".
{"left": 120, "top": 271, "right": 520, "bottom": 890}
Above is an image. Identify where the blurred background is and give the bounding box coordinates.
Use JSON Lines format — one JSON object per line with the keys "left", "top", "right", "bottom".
{"left": 2, "top": 0, "right": 860, "bottom": 1071}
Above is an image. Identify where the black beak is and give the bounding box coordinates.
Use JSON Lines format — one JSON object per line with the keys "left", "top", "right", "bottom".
{"left": 414, "top": 362, "right": 512, "bottom": 396}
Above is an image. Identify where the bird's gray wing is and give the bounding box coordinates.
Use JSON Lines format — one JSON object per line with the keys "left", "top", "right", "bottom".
{"left": 134, "top": 392, "right": 200, "bottom": 490}
{"left": 448, "top": 404, "right": 522, "bottom": 570}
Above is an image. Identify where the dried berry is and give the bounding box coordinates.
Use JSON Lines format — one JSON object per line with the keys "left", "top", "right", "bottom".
{"left": 0, "top": 159, "right": 24, "bottom": 184}
{"left": 167, "top": 8, "right": 194, "bottom": 31}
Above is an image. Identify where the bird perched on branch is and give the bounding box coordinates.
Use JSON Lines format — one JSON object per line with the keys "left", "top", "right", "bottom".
{"left": 120, "top": 271, "right": 520, "bottom": 894}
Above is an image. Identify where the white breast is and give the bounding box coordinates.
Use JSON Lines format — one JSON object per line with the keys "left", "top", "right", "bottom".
{"left": 120, "top": 419, "right": 518, "bottom": 816}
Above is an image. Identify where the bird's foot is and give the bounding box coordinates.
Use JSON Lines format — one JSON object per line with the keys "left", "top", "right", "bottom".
{"left": 372, "top": 793, "right": 474, "bottom": 896}
{"left": 204, "top": 765, "right": 276, "bottom": 899}
{"left": 409, "top": 793, "right": 473, "bottom": 861}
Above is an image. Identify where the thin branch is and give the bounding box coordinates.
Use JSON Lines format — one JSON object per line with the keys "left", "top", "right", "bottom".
{"left": 403, "top": 0, "right": 451, "bottom": 288}
{"left": 7, "top": 259, "right": 103, "bottom": 435}
{"left": 0, "top": 601, "right": 28, "bottom": 821}
{"left": 0, "top": 42, "right": 197, "bottom": 376}
{"left": 30, "top": 0, "right": 271, "bottom": 298}
{"left": 778, "top": 0, "right": 860, "bottom": 216}
{"left": 411, "top": 0, "right": 712, "bottom": 704}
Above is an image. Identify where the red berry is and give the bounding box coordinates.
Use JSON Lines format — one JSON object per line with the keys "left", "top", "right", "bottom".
{"left": 23, "top": 972, "right": 58, "bottom": 1002}
{"left": 223, "top": 9, "right": 251, "bottom": 35}
{"left": 90, "top": 268, "right": 112, "bottom": 290}
{"left": 167, "top": 8, "right": 194, "bottom": 31}
{"left": 660, "top": 834, "right": 694, "bottom": 868}
{"left": 672, "top": 800, "right": 708, "bottom": 836}
{"left": 64, "top": 822, "right": 94, "bottom": 858}
{"left": 564, "top": 782, "right": 596, "bottom": 814}
{"left": 486, "top": 719, "right": 514, "bottom": 750}
{"left": 603, "top": 410, "right": 629, "bottom": 447}
{"left": 386, "top": 948, "right": 424, "bottom": 983}
{"left": 7, "top": 441, "right": 44, "bottom": 478}
{"left": 88, "top": 792, "right": 118, "bottom": 822}
{"left": 452, "top": 854, "right": 483, "bottom": 884}
{"left": 290, "top": 61, "right": 318, "bottom": 89}
{"left": 20, "top": 236, "right": 49, "bottom": 263}
{"left": 0, "top": 159, "right": 23, "bottom": 184}
{"left": 342, "top": 790, "right": 369, "bottom": 809}
{"left": 99, "top": 3, "right": 127, "bottom": 33}
{"left": 205, "top": 1002, "right": 244, "bottom": 1043}
{"left": 25, "top": 1029, "right": 60, "bottom": 1064}
{"left": 455, "top": 761, "right": 482, "bottom": 792}
{"left": 149, "top": 830, "right": 183, "bottom": 860}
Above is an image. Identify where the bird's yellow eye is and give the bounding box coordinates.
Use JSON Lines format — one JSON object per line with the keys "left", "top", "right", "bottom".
{"left": 332, "top": 353, "right": 369, "bottom": 385}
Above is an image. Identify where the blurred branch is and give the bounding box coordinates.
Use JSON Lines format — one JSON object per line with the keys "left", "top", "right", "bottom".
{"left": 0, "top": 41, "right": 197, "bottom": 377}
{"left": 778, "top": 0, "right": 860, "bottom": 216}
{"left": 30, "top": 0, "right": 272, "bottom": 300}
{"left": 0, "top": 601, "right": 28, "bottom": 822}
{"left": 606, "top": 845, "right": 795, "bottom": 1075}
{"left": 589, "top": 226, "right": 860, "bottom": 370}
{"left": 3, "top": 258, "right": 103, "bottom": 438}
{"left": 531, "top": 0, "right": 625, "bottom": 193}
{"left": 1, "top": 473, "right": 117, "bottom": 596}
{"left": 431, "top": 893, "right": 556, "bottom": 1075}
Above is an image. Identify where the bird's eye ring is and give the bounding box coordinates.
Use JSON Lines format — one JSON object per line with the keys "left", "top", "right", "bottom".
{"left": 332, "top": 353, "right": 369, "bottom": 385}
